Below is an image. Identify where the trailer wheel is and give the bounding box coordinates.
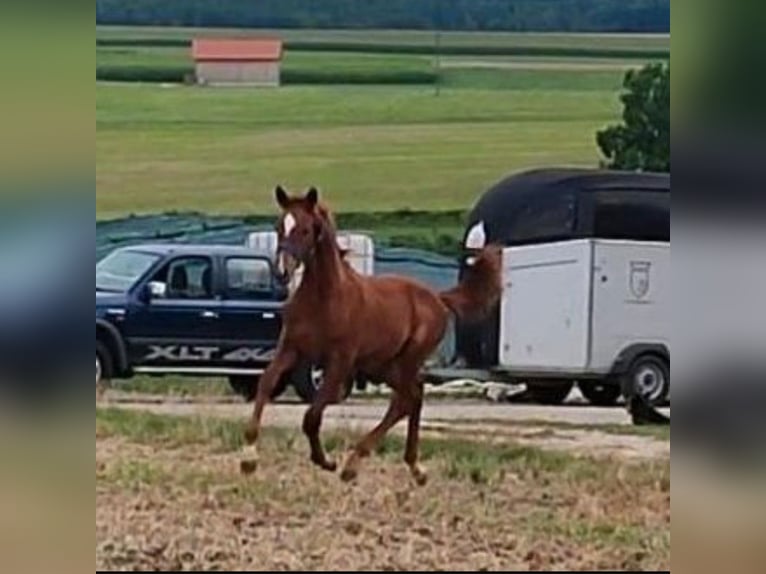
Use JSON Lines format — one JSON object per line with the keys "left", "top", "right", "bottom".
{"left": 621, "top": 354, "right": 669, "bottom": 407}
{"left": 578, "top": 381, "right": 622, "bottom": 407}
{"left": 527, "top": 381, "right": 573, "bottom": 405}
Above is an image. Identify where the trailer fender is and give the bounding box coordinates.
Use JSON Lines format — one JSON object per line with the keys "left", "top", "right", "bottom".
{"left": 610, "top": 343, "right": 669, "bottom": 377}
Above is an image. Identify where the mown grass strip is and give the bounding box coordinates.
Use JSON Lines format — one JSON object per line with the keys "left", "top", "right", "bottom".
{"left": 113, "top": 376, "right": 232, "bottom": 397}
{"left": 96, "top": 408, "right": 668, "bottom": 487}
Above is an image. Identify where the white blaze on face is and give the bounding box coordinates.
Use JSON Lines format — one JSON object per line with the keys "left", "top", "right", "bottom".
{"left": 288, "top": 265, "right": 304, "bottom": 294}
{"left": 283, "top": 213, "right": 297, "bottom": 238}
{"left": 278, "top": 213, "right": 297, "bottom": 277}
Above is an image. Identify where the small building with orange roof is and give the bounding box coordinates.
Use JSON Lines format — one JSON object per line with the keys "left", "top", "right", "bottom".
{"left": 192, "top": 37, "right": 284, "bottom": 87}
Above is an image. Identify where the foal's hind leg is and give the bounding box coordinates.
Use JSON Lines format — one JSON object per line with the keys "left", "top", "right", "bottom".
{"left": 404, "top": 379, "right": 428, "bottom": 486}
{"left": 340, "top": 391, "right": 408, "bottom": 483}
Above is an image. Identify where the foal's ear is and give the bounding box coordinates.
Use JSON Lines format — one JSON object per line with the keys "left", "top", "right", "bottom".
{"left": 306, "top": 187, "right": 319, "bottom": 207}
{"left": 275, "top": 185, "right": 289, "bottom": 209}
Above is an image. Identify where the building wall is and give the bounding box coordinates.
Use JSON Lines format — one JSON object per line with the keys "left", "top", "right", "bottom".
{"left": 196, "top": 61, "right": 281, "bottom": 86}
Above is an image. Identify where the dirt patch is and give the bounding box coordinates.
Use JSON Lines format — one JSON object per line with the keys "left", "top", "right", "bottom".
{"left": 96, "top": 411, "right": 670, "bottom": 571}
{"left": 420, "top": 421, "right": 670, "bottom": 461}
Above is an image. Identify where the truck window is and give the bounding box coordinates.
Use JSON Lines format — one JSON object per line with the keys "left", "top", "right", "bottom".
{"left": 225, "top": 258, "right": 273, "bottom": 299}
{"left": 151, "top": 257, "right": 213, "bottom": 300}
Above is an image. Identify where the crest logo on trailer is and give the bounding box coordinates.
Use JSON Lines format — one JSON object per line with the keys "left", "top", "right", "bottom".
{"left": 628, "top": 261, "right": 652, "bottom": 301}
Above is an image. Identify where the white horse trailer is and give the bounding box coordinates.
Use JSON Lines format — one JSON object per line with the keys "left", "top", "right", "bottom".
{"left": 246, "top": 230, "right": 375, "bottom": 277}
{"left": 436, "top": 168, "right": 670, "bottom": 411}
{"left": 496, "top": 238, "right": 669, "bottom": 405}
{"left": 426, "top": 238, "right": 670, "bottom": 407}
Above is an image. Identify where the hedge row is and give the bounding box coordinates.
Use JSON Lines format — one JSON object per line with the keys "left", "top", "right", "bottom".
{"left": 96, "top": 38, "right": 669, "bottom": 60}
{"left": 289, "top": 41, "right": 669, "bottom": 60}
{"left": 97, "top": 66, "right": 191, "bottom": 83}
{"left": 98, "top": 38, "right": 189, "bottom": 48}
{"left": 96, "top": 65, "right": 436, "bottom": 85}
{"left": 282, "top": 69, "right": 436, "bottom": 85}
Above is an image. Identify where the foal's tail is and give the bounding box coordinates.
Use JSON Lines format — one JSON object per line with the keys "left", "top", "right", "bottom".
{"left": 439, "top": 245, "right": 503, "bottom": 321}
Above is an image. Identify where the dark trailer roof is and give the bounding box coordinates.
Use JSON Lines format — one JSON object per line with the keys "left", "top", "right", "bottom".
{"left": 464, "top": 168, "right": 670, "bottom": 248}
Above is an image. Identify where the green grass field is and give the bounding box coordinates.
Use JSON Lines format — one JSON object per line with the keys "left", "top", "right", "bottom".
{"left": 97, "top": 83, "right": 617, "bottom": 218}
{"left": 96, "top": 26, "right": 663, "bottom": 247}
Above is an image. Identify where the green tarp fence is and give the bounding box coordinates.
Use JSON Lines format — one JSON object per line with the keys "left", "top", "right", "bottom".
{"left": 97, "top": 214, "right": 459, "bottom": 362}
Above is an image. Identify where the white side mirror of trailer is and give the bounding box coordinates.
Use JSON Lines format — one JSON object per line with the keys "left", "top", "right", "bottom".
{"left": 465, "top": 221, "right": 486, "bottom": 249}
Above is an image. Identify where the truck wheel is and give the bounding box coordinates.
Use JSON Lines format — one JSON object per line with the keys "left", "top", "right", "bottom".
{"left": 579, "top": 381, "right": 622, "bottom": 407}
{"left": 96, "top": 341, "right": 113, "bottom": 389}
{"left": 228, "top": 375, "right": 288, "bottom": 403}
{"left": 621, "top": 354, "right": 669, "bottom": 407}
{"left": 291, "top": 364, "right": 354, "bottom": 404}
{"left": 526, "top": 381, "right": 573, "bottom": 405}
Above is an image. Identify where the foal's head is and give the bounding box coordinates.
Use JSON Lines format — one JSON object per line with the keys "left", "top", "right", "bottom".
{"left": 273, "top": 185, "right": 335, "bottom": 282}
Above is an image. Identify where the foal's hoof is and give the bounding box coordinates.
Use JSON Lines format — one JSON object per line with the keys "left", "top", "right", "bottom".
{"left": 340, "top": 466, "right": 358, "bottom": 483}
{"left": 410, "top": 464, "right": 428, "bottom": 487}
{"left": 311, "top": 455, "right": 337, "bottom": 473}
{"left": 240, "top": 445, "right": 259, "bottom": 476}
{"left": 318, "top": 459, "right": 337, "bottom": 473}
{"left": 240, "top": 459, "right": 258, "bottom": 476}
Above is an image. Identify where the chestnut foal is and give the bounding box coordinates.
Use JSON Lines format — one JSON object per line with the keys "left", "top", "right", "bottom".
{"left": 241, "top": 186, "right": 502, "bottom": 484}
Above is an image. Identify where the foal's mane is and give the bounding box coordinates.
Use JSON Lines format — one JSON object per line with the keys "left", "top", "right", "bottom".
{"left": 314, "top": 201, "right": 352, "bottom": 262}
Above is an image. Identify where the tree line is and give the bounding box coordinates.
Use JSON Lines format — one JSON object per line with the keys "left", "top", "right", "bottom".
{"left": 96, "top": 0, "right": 670, "bottom": 33}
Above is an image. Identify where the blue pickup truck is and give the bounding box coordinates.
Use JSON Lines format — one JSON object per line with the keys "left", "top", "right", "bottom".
{"left": 96, "top": 244, "right": 327, "bottom": 402}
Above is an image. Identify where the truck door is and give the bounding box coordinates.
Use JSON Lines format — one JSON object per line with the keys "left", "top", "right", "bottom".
{"left": 124, "top": 255, "right": 223, "bottom": 371}
{"left": 216, "top": 256, "right": 283, "bottom": 370}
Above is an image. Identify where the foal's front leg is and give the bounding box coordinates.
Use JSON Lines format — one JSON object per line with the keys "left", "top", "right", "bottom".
{"left": 240, "top": 345, "right": 297, "bottom": 475}
{"left": 302, "top": 354, "right": 353, "bottom": 472}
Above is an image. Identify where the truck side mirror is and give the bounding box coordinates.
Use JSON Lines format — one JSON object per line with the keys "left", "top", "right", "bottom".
{"left": 143, "top": 281, "right": 167, "bottom": 302}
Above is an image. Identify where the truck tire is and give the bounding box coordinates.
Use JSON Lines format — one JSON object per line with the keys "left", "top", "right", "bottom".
{"left": 526, "top": 381, "right": 573, "bottom": 405}
{"left": 228, "top": 375, "right": 288, "bottom": 403}
{"left": 96, "top": 340, "right": 113, "bottom": 388}
{"left": 578, "top": 381, "right": 622, "bottom": 407}
{"left": 621, "top": 354, "right": 669, "bottom": 407}
{"left": 291, "top": 363, "right": 354, "bottom": 404}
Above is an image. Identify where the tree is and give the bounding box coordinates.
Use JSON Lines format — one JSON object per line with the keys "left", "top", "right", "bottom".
{"left": 597, "top": 62, "right": 669, "bottom": 172}
{"left": 96, "top": 0, "right": 671, "bottom": 32}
